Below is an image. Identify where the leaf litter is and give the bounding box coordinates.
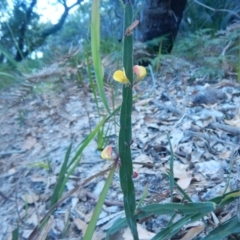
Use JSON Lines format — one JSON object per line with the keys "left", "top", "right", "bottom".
{"left": 0, "top": 56, "right": 240, "bottom": 239}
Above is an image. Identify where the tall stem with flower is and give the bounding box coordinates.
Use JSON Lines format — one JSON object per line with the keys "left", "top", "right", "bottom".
{"left": 112, "top": 3, "right": 146, "bottom": 240}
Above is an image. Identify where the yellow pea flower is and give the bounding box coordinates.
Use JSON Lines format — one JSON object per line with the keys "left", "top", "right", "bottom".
{"left": 133, "top": 65, "right": 147, "bottom": 80}
{"left": 113, "top": 69, "right": 130, "bottom": 85}
{"left": 101, "top": 146, "right": 113, "bottom": 160}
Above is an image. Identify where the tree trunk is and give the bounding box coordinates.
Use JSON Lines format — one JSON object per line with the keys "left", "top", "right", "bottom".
{"left": 137, "top": 0, "right": 187, "bottom": 53}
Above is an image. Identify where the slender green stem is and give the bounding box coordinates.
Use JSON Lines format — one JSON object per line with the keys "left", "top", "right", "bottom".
{"left": 83, "top": 164, "right": 117, "bottom": 240}
{"left": 119, "top": 3, "right": 139, "bottom": 240}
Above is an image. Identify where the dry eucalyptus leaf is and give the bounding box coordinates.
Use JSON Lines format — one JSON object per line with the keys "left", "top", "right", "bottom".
{"left": 122, "top": 224, "right": 155, "bottom": 240}
{"left": 133, "top": 154, "right": 153, "bottom": 171}
{"left": 22, "top": 230, "right": 32, "bottom": 239}
{"left": 30, "top": 175, "right": 46, "bottom": 182}
{"left": 218, "top": 150, "right": 231, "bottom": 159}
{"left": 180, "top": 224, "right": 204, "bottom": 240}
{"left": 85, "top": 210, "right": 94, "bottom": 223}
{"left": 21, "top": 193, "right": 39, "bottom": 204}
{"left": 171, "top": 162, "right": 193, "bottom": 189}
{"left": 92, "top": 230, "right": 106, "bottom": 240}
{"left": 0, "top": 168, "right": 17, "bottom": 178}
{"left": 73, "top": 218, "right": 88, "bottom": 234}
{"left": 22, "top": 136, "right": 37, "bottom": 150}
{"left": 196, "top": 160, "right": 223, "bottom": 177}
{"left": 36, "top": 216, "right": 54, "bottom": 240}
{"left": 225, "top": 115, "right": 240, "bottom": 127}
{"left": 135, "top": 98, "right": 153, "bottom": 106}
{"left": 169, "top": 129, "right": 184, "bottom": 152}
{"left": 26, "top": 212, "right": 38, "bottom": 226}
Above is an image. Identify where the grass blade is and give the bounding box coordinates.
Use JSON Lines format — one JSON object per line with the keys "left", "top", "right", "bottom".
{"left": 167, "top": 133, "right": 174, "bottom": 202}
{"left": 83, "top": 163, "right": 117, "bottom": 240}
{"left": 202, "top": 216, "right": 240, "bottom": 240}
{"left": 91, "top": 0, "right": 110, "bottom": 114}
{"left": 138, "top": 202, "right": 216, "bottom": 216}
{"left": 50, "top": 143, "right": 72, "bottom": 206}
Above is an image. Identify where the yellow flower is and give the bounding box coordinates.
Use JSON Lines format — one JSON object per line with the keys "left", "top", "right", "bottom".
{"left": 113, "top": 69, "right": 130, "bottom": 85}
{"left": 133, "top": 65, "right": 146, "bottom": 80}
{"left": 101, "top": 146, "right": 113, "bottom": 160}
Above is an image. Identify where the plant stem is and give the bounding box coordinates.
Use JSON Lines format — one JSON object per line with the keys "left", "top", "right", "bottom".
{"left": 119, "top": 2, "right": 139, "bottom": 240}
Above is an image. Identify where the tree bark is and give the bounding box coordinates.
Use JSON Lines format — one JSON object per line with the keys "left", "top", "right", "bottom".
{"left": 137, "top": 0, "right": 187, "bottom": 53}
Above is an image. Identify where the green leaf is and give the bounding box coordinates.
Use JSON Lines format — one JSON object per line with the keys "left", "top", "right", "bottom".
{"left": 12, "top": 227, "right": 19, "bottom": 240}
{"left": 50, "top": 143, "right": 72, "bottom": 206}
{"left": 136, "top": 184, "right": 148, "bottom": 210}
{"left": 91, "top": 0, "right": 110, "bottom": 114}
{"left": 106, "top": 202, "right": 216, "bottom": 239}
{"left": 138, "top": 202, "right": 216, "bottom": 216}
{"left": 202, "top": 216, "right": 240, "bottom": 240}
{"left": 151, "top": 212, "right": 206, "bottom": 240}
{"left": 83, "top": 164, "right": 117, "bottom": 240}
{"left": 50, "top": 117, "right": 107, "bottom": 206}
{"left": 167, "top": 133, "right": 174, "bottom": 202}
{"left": 118, "top": 2, "right": 138, "bottom": 240}
{"left": 218, "top": 191, "right": 240, "bottom": 206}
{"left": 106, "top": 217, "right": 128, "bottom": 240}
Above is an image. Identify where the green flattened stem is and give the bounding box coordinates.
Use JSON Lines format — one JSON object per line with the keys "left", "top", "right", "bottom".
{"left": 118, "top": 3, "right": 139, "bottom": 240}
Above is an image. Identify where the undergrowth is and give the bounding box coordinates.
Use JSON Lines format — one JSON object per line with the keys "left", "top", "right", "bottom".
{"left": 172, "top": 25, "right": 240, "bottom": 79}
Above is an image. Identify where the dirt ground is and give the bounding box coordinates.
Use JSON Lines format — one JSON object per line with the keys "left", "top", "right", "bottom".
{"left": 1, "top": 59, "right": 240, "bottom": 239}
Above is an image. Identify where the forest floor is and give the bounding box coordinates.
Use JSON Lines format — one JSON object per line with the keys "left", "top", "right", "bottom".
{"left": 0, "top": 54, "right": 240, "bottom": 240}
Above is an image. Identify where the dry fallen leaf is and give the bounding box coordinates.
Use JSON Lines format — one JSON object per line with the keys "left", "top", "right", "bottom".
{"left": 133, "top": 154, "right": 153, "bottom": 170}
{"left": 218, "top": 150, "right": 231, "bottom": 159}
{"left": 170, "top": 162, "right": 193, "bottom": 189}
{"left": 123, "top": 224, "right": 155, "bottom": 240}
{"left": 36, "top": 215, "right": 54, "bottom": 240}
{"left": 22, "top": 136, "right": 37, "bottom": 150}
{"left": 180, "top": 224, "right": 204, "bottom": 240}
{"left": 225, "top": 115, "right": 240, "bottom": 128}
{"left": 135, "top": 98, "right": 153, "bottom": 106}
{"left": 26, "top": 212, "right": 38, "bottom": 226}
{"left": 196, "top": 160, "right": 223, "bottom": 177}
{"left": 74, "top": 218, "right": 88, "bottom": 235}
{"left": 21, "top": 193, "right": 39, "bottom": 204}
{"left": 169, "top": 129, "right": 184, "bottom": 152}
{"left": 92, "top": 230, "right": 106, "bottom": 240}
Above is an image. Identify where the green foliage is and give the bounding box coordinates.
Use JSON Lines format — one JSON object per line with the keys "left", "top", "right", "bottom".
{"left": 16, "top": 110, "right": 28, "bottom": 127}
{"left": 107, "top": 177, "right": 240, "bottom": 239}
{"left": 42, "top": 0, "right": 122, "bottom": 60}
{"left": 0, "top": 65, "right": 16, "bottom": 88}
{"left": 107, "top": 129, "right": 240, "bottom": 239}
{"left": 83, "top": 163, "right": 117, "bottom": 240}
{"left": 182, "top": 0, "right": 240, "bottom": 32}
{"left": 172, "top": 27, "right": 240, "bottom": 79}
{"left": 80, "top": 2, "right": 123, "bottom": 238}
{"left": 28, "top": 161, "right": 51, "bottom": 171}
{"left": 0, "top": 0, "right": 40, "bottom": 62}
{"left": 97, "top": 127, "right": 105, "bottom": 151}
{"left": 91, "top": 0, "right": 110, "bottom": 115}
{"left": 11, "top": 227, "right": 19, "bottom": 240}
{"left": 119, "top": 3, "right": 138, "bottom": 239}
{"left": 50, "top": 117, "right": 106, "bottom": 206}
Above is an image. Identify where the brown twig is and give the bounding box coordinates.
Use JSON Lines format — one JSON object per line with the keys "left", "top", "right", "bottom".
{"left": 133, "top": 161, "right": 154, "bottom": 168}
{"left": 185, "top": 130, "right": 237, "bottom": 147}
{"left": 86, "top": 192, "right": 124, "bottom": 207}
{"left": 209, "top": 122, "right": 240, "bottom": 135}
